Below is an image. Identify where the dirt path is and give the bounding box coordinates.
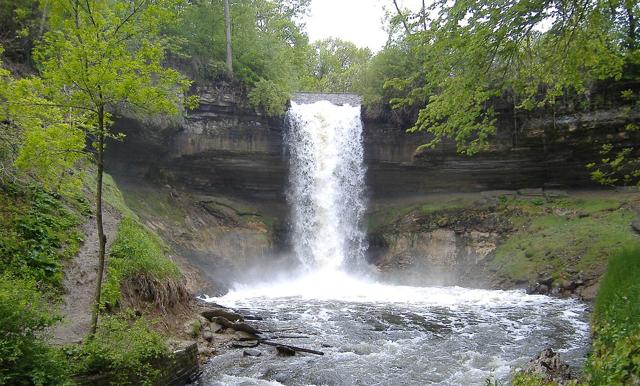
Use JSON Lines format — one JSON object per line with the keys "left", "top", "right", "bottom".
{"left": 51, "top": 206, "right": 121, "bottom": 345}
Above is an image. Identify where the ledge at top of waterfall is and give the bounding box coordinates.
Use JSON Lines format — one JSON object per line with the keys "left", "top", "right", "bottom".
{"left": 291, "top": 92, "right": 362, "bottom": 106}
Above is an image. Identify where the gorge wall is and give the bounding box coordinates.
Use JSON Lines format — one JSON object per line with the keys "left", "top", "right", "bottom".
{"left": 109, "top": 84, "right": 639, "bottom": 203}
{"left": 105, "top": 83, "right": 639, "bottom": 291}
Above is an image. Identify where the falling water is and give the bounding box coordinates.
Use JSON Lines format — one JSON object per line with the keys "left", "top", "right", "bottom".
{"left": 285, "top": 99, "right": 367, "bottom": 271}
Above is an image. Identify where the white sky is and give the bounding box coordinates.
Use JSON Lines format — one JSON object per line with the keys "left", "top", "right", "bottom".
{"left": 305, "top": 0, "right": 424, "bottom": 52}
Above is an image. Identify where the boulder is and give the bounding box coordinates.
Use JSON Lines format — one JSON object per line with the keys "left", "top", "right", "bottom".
{"left": 243, "top": 349, "right": 262, "bottom": 357}
{"left": 520, "top": 348, "right": 573, "bottom": 384}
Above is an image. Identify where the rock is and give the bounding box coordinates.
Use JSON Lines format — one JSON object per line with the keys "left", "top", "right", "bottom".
{"left": 538, "top": 284, "right": 549, "bottom": 294}
{"left": 202, "top": 331, "right": 213, "bottom": 342}
{"left": 518, "top": 188, "right": 544, "bottom": 196}
{"left": 276, "top": 345, "right": 296, "bottom": 356}
{"left": 550, "top": 287, "right": 561, "bottom": 296}
{"left": 210, "top": 322, "right": 224, "bottom": 333}
{"left": 243, "top": 349, "right": 262, "bottom": 357}
{"left": 198, "top": 346, "right": 214, "bottom": 356}
{"left": 632, "top": 219, "right": 640, "bottom": 234}
{"left": 521, "top": 348, "right": 573, "bottom": 384}
{"left": 544, "top": 189, "right": 568, "bottom": 198}
{"left": 539, "top": 275, "right": 554, "bottom": 286}
{"left": 202, "top": 308, "right": 244, "bottom": 323}
{"left": 561, "top": 280, "right": 577, "bottom": 291}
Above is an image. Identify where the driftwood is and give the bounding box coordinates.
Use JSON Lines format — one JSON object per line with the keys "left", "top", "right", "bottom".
{"left": 260, "top": 340, "right": 324, "bottom": 356}
{"left": 210, "top": 316, "right": 260, "bottom": 335}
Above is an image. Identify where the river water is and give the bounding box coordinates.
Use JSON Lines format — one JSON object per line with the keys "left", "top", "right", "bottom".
{"left": 197, "top": 271, "right": 589, "bottom": 385}
{"left": 196, "top": 97, "right": 590, "bottom": 385}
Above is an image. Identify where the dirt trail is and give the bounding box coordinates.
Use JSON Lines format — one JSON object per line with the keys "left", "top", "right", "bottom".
{"left": 51, "top": 206, "right": 120, "bottom": 345}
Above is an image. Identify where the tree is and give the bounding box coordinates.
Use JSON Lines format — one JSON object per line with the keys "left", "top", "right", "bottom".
{"left": 384, "top": 0, "right": 636, "bottom": 154}
{"left": 35, "top": 0, "right": 193, "bottom": 335}
{"left": 223, "top": 0, "right": 233, "bottom": 75}
{"left": 301, "top": 38, "right": 372, "bottom": 93}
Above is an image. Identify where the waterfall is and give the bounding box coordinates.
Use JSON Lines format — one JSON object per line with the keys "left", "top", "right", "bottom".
{"left": 285, "top": 98, "right": 367, "bottom": 271}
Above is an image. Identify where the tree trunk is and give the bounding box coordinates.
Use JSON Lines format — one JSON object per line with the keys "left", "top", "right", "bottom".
{"left": 223, "top": 0, "right": 233, "bottom": 76}
{"left": 392, "top": 0, "right": 411, "bottom": 35}
{"left": 626, "top": 0, "right": 637, "bottom": 50}
{"left": 90, "top": 106, "right": 107, "bottom": 336}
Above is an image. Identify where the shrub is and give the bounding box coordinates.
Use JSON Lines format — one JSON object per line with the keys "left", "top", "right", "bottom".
{"left": 248, "top": 78, "right": 289, "bottom": 116}
{"left": 69, "top": 313, "right": 169, "bottom": 385}
{"left": 0, "top": 275, "right": 69, "bottom": 385}
{"left": 585, "top": 245, "right": 640, "bottom": 384}
{"left": 102, "top": 218, "right": 180, "bottom": 307}
{"left": 0, "top": 183, "right": 82, "bottom": 290}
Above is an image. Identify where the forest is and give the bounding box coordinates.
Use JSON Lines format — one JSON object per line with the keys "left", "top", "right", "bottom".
{"left": 0, "top": 0, "right": 639, "bottom": 385}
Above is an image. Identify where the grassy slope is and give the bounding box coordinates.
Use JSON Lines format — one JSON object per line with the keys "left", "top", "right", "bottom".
{"left": 367, "top": 191, "right": 639, "bottom": 285}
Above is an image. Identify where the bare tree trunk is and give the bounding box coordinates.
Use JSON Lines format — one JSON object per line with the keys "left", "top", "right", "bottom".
{"left": 626, "top": 0, "right": 637, "bottom": 50}
{"left": 421, "top": 0, "right": 428, "bottom": 31}
{"left": 90, "top": 105, "right": 107, "bottom": 336}
{"left": 392, "top": 0, "right": 411, "bottom": 35}
{"left": 224, "top": 0, "right": 233, "bottom": 76}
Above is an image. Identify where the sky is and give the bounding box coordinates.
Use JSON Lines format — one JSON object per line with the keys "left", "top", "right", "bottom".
{"left": 304, "top": 0, "right": 424, "bottom": 52}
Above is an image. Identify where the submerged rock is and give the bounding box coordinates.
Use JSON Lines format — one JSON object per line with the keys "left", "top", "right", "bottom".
{"left": 243, "top": 349, "right": 262, "bottom": 357}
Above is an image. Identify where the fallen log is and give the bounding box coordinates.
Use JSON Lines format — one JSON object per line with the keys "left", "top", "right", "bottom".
{"left": 210, "top": 316, "right": 261, "bottom": 335}
{"left": 260, "top": 340, "right": 324, "bottom": 356}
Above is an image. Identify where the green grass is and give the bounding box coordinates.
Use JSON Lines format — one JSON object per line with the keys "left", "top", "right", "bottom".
{"left": 120, "top": 188, "right": 186, "bottom": 226}
{"left": 585, "top": 245, "right": 640, "bottom": 385}
{"left": 490, "top": 196, "right": 636, "bottom": 282}
{"left": 102, "top": 218, "right": 181, "bottom": 307}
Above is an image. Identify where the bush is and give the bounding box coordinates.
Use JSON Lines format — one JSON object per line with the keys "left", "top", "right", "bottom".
{"left": 585, "top": 245, "right": 640, "bottom": 384}
{"left": 0, "top": 183, "right": 82, "bottom": 290}
{"left": 0, "top": 275, "right": 69, "bottom": 385}
{"left": 102, "top": 218, "right": 180, "bottom": 307}
{"left": 248, "top": 79, "right": 289, "bottom": 116}
{"left": 69, "top": 313, "right": 169, "bottom": 385}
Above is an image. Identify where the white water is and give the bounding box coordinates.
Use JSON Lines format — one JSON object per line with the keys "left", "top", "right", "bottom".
{"left": 198, "top": 98, "right": 591, "bottom": 385}
{"left": 285, "top": 100, "right": 367, "bottom": 270}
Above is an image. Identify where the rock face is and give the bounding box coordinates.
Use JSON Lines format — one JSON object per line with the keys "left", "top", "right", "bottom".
{"left": 369, "top": 206, "right": 514, "bottom": 286}
{"left": 108, "top": 84, "right": 640, "bottom": 205}
{"left": 105, "top": 82, "right": 639, "bottom": 290}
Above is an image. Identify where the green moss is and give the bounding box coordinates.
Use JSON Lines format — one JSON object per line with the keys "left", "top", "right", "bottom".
{"left": 585, "top": 246, "right": 640, "bottom": 384}
{"left": 102, "top": 218, "right": 181, "bottom": 307}
{"left": 490, "top": 195, "right": 636, "bottom": 282}
{"left": 120, "top": 188, "right": 185, "bottom": 226}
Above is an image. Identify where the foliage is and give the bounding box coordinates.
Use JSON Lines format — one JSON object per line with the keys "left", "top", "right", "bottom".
{"left": 0, "top": 54, "right": 86, "bottom": 192}
{"left": 300, "top": 38, "right": 372, "bottom": 93}
{"left": 374, "top": 0, "right": 637, "bottom": 154}
{"left": 249, "top": 78, "right": 289, "bottom": 116}
{"left": 0, "top": 182, "right": 82, "bottom": 290}
{"left": 0, "top": 0, "right": 41, "bottom": 64}
{"left": 69, "top": 312, "right": 169, "bottom": 385}
{"left": 0, "top": 274, "right": 69, "bottom": 385}
{"left": 586, "top": 246, "right": 640, "bottom": 384}
{"left": 102, "top": 218, "right": 180, "bottom": 307}
{"left": 36, "top": 0, "right": 193, "bottom": 126}
{"left": 169, "top": 0, "right": 310, "bottom": 114}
